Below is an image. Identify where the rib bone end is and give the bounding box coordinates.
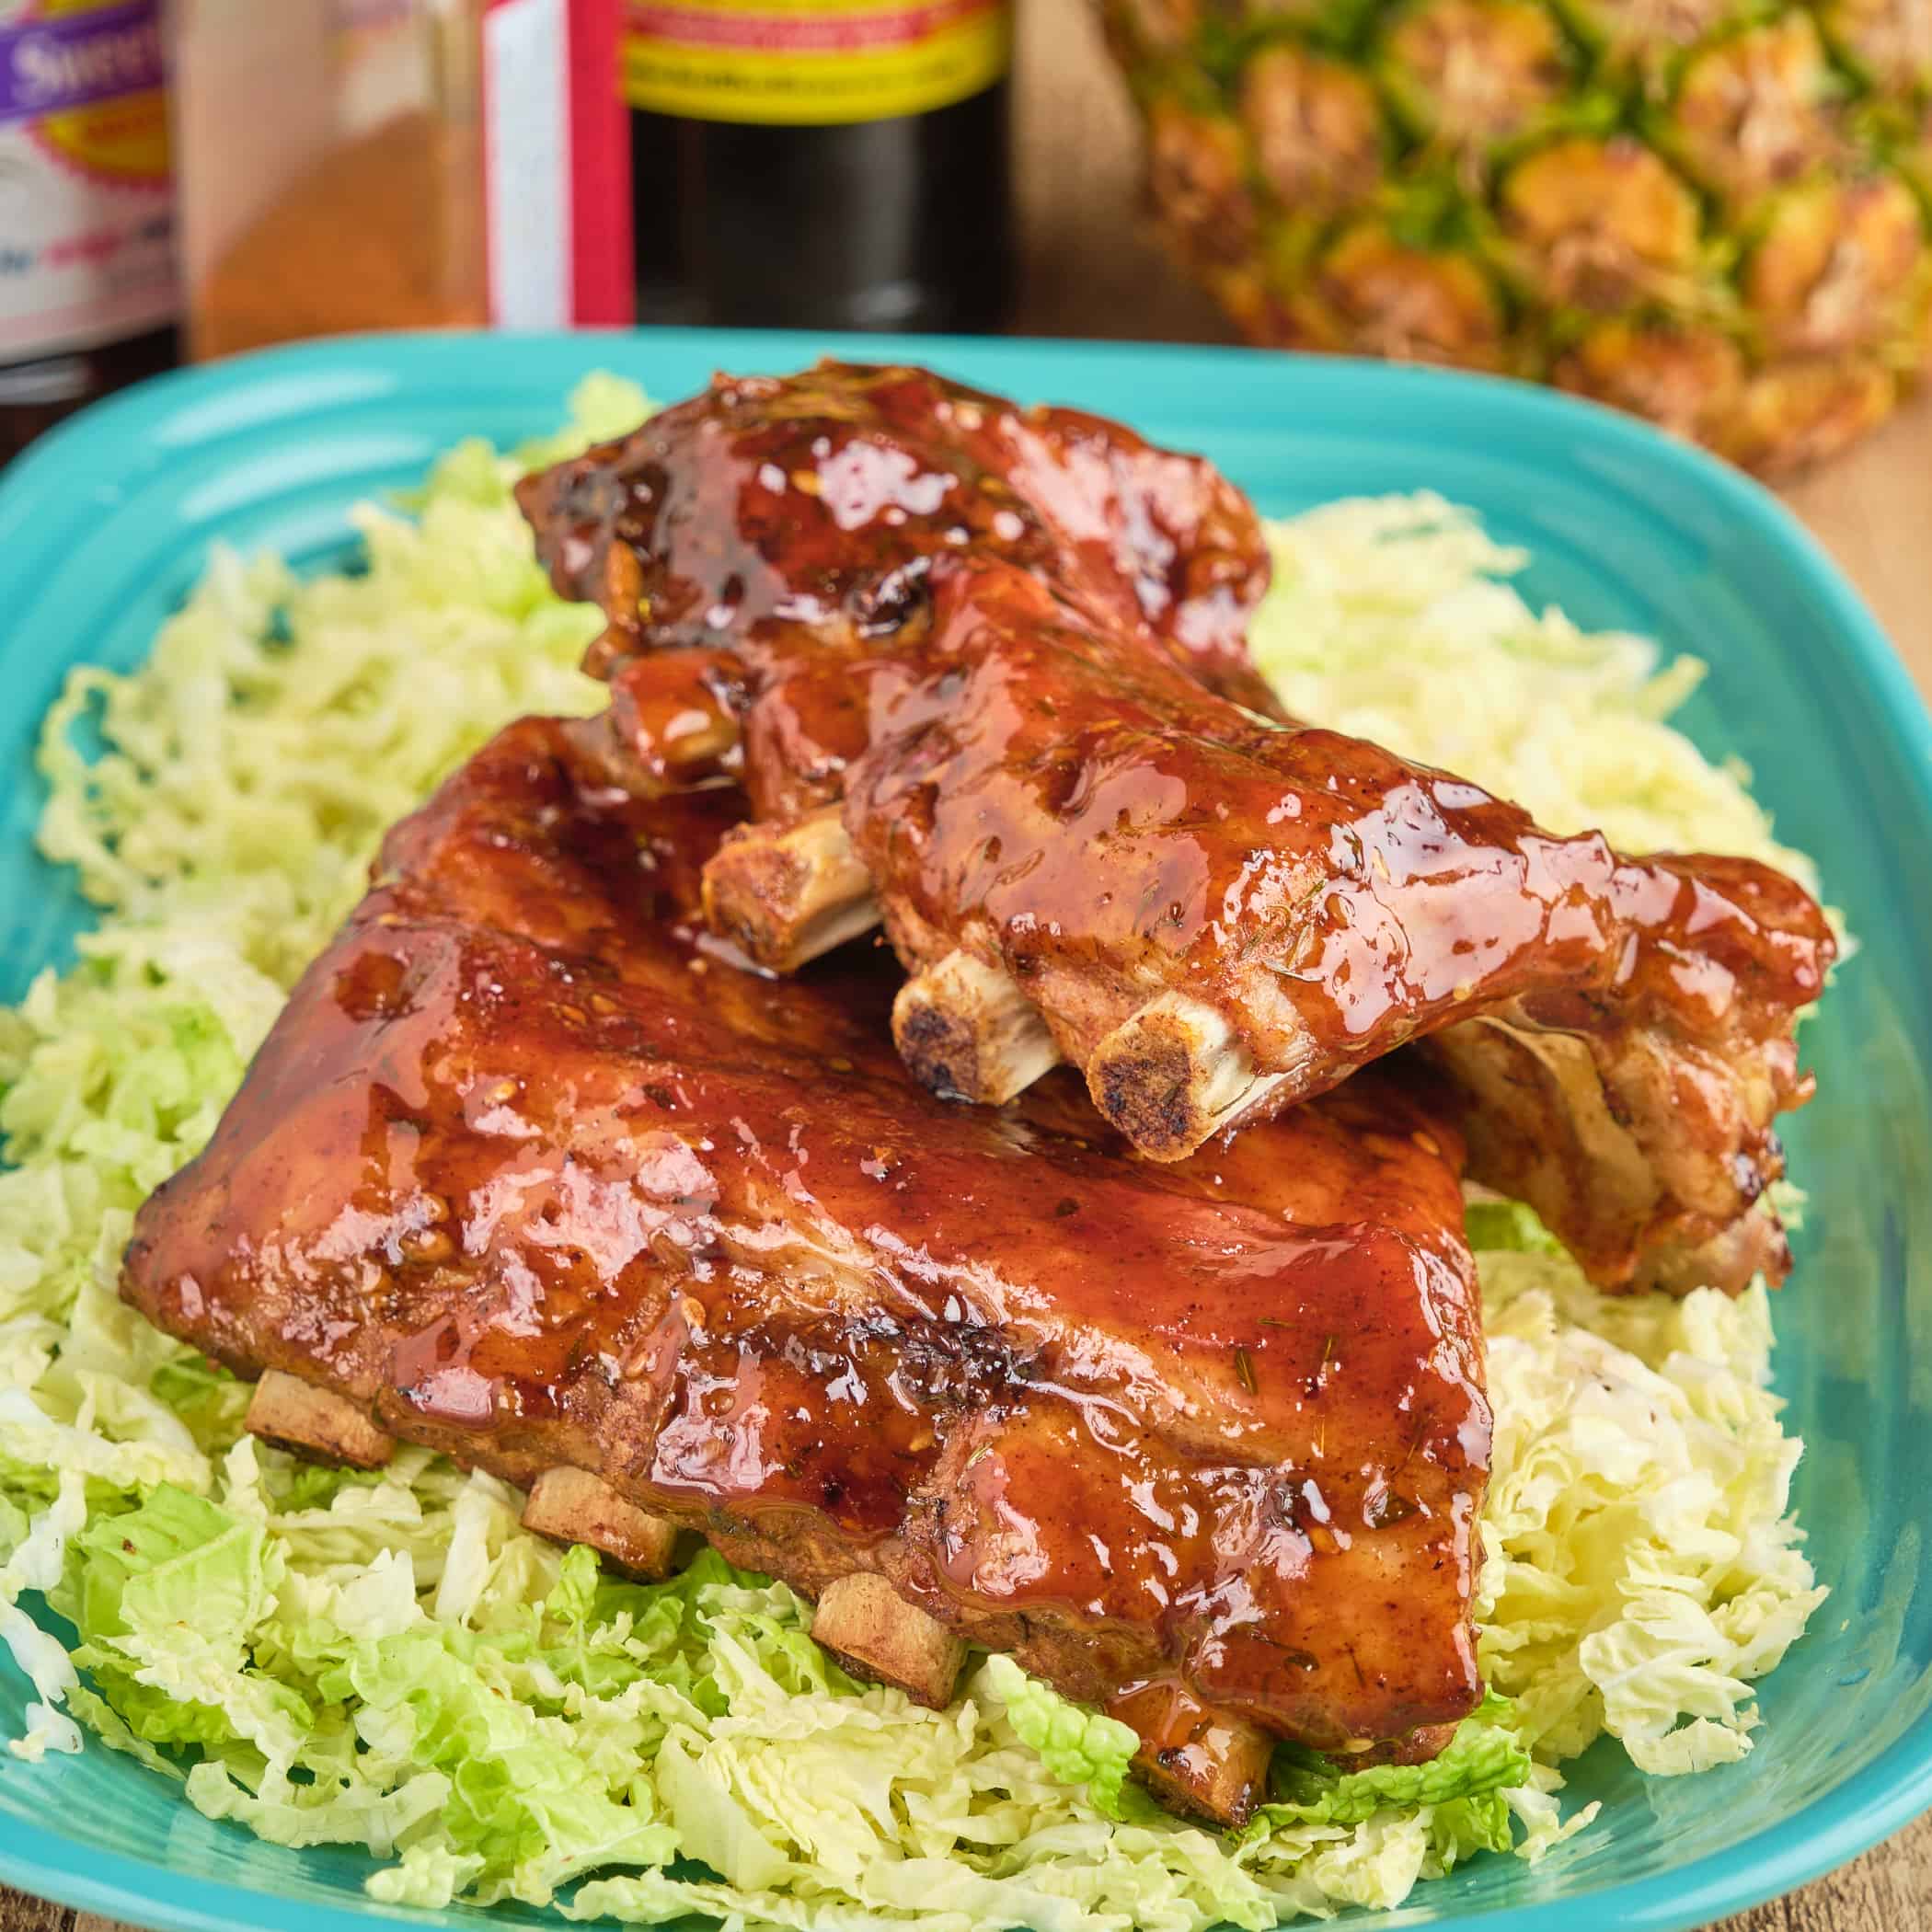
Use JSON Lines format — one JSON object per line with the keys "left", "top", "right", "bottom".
{"left": 893, "top": 951, "right": 1060, "bottom": 1104}
{"left": 521, "top": 1466, "right": 678, "bottom": 1580}
{"left": 1110, "top": 1682, "right": 1273, "bottom": 1827}
{"left": 1087, "top": 992, "right": 1291, "bottom": 1161}
{"left": 701, "top": 809, "right": 880, "bottom": 973}
{"left": 811, "top": 1572, "right": 965, "bottom": 1708}
{"left": 246, "top": 1369, "right": 394, "bottom": 1469}
{"left": 1334, "top": 1721, "right": 1459, "bottom": 1769}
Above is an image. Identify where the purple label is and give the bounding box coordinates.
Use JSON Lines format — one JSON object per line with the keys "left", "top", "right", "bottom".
{"left": 0, "top": 1, "right": 165, "bottom": 127}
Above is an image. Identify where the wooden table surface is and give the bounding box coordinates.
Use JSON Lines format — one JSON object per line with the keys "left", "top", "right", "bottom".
{"left": 4, "top": 6, "right": 1926, "bottom": 1930}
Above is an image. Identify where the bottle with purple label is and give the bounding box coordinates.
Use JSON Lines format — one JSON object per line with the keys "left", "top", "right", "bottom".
{"left": 0, "top": 0, "right": 178, "bottom": 461}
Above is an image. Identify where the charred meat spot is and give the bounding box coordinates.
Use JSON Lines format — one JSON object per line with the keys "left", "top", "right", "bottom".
{"left": 1362, "top": 1483, "right": 1416, "bottom": 1530}
{"left": 853, "top": 558, "right": 932, "bottom": 634}
{"left": 890, "top": 1317, "right": 1021, "bottom": 1410}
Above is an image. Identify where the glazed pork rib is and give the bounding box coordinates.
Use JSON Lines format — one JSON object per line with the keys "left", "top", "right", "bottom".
{"left": 520, "top": 363, "right": 1835, "bottom": 1295}
{"left": 739, "top": 558, "right": 1834, "bottom": 1297}
{"left": 515, "top": 360, "right": 1284, "bottom": 776}
{"left": 121, "top": 711, "right": 1492, "bottom": 1825}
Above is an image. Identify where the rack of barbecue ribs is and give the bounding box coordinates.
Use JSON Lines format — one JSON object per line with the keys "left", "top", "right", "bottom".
{"left": 121, "top": 362, "right": 1834, "bottom": 1830}
{"left": 519, "top": 362, "right": 1835, "bottom": 1297}
{"left": 122, "top": 710, "right": 1491, "bottom": 1827}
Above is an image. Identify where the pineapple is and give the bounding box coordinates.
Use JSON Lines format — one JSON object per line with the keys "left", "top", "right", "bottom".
{"left": 1099, "top": 0, "right": 1932, "bottom": 470}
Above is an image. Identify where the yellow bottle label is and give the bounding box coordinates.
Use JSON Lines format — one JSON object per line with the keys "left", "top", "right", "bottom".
{"left": 622, "top": 0, "right": 1011, "bottom": 126}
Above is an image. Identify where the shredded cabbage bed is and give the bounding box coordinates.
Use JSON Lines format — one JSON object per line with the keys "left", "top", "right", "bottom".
{"left": 0, "top": 381, "right": 1828, "bottom": 1928}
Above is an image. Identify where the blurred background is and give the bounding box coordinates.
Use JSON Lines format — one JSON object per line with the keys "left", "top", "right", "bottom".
{"left": 0, "top": 0, "right": 1925, "bottom": 646}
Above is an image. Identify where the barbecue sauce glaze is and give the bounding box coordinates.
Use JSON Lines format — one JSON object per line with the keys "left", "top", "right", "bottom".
{"left": 124, "top": 714, "right": 1491, "bottom": 1760}
{"left": 521, "top": 363, "right": 1834, "bottom": 1291}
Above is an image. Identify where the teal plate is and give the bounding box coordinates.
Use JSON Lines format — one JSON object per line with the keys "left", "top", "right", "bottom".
{"left": 0, "top": 331, "right": 1927, "bottom": 1932}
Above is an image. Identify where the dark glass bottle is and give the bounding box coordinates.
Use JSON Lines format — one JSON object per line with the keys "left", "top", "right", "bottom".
{"left": 0, "top": 328, "right": 179, "bottom": 466}
{"left": 626, "top": 3, "right": 1013, "bottom": 334}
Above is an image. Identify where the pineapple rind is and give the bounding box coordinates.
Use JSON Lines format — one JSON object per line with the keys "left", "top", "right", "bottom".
{"left": 1102, "top": 0, "right": 1932, "bottom": 470}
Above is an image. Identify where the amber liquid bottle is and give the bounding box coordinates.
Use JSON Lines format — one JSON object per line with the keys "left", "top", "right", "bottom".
{"left": 624, "top": 1, "right": 1013, "bottom": 334}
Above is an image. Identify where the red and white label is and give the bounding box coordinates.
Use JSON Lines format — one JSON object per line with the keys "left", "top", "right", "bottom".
{"left": 480, "top": 0, "right": 632, "bottom": 328}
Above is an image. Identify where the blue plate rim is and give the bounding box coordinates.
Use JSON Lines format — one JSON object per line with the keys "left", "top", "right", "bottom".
{"left": 0, "top": 328, "right": 1928, "bottom": 1932}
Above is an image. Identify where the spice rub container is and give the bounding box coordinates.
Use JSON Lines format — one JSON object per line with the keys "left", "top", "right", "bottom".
{"left": 173, "top": 0, "right": 632, "bottom": 359}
